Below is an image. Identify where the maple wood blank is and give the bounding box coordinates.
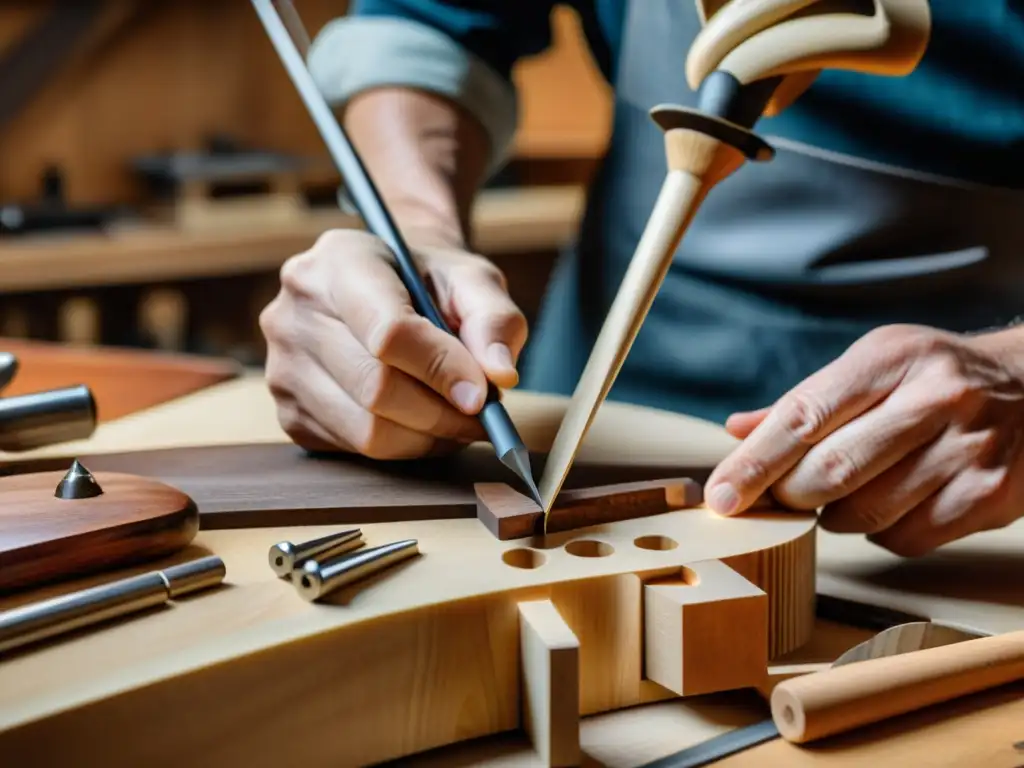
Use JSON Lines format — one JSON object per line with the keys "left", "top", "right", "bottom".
{"left": 0, "top": 470, "right": 198, "bottom": 592}
{"left": 644, "top": 559, "right": 768, "bottom": 696}
{"left": 476, "top": 477, "right": 702, "bottom": 540}
{"left": 518, "top": 600, "right": 580, "bottom": 766}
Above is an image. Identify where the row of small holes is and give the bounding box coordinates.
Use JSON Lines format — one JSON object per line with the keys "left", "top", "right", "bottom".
{"left": 501, "top": 534, "right": 679, "bottom": 570}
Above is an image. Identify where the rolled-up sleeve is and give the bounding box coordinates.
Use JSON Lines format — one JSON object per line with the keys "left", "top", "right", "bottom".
{"left": 308, "top": 0, "right": 556, "bottom": 172}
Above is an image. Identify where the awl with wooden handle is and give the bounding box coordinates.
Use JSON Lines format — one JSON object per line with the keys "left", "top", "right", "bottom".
{"left": 536, "top": 0, "right": 932, "bottom": 525}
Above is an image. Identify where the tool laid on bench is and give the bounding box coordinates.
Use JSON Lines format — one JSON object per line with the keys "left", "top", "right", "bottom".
{"left": 0, "top": 350, "right": 96, "bottom": 452}
{"left": 645, "top": 619, "right": 990, "bottom": 767}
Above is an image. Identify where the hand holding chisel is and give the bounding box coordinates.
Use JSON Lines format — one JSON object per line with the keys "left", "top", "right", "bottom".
{"left": 253, "top": 0, "right": 541, "bottom": 504}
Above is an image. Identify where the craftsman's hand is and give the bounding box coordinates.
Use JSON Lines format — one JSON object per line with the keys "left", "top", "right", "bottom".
{"left": 705, "top": 324, "right": 1024, "bottom": 556}
{"left": 260, "top": 229, "right": 528, "bottom": 458}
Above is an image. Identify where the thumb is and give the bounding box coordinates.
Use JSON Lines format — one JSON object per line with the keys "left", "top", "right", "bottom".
{"left": 446, "top": 262, "right": 528, "bottom": 389}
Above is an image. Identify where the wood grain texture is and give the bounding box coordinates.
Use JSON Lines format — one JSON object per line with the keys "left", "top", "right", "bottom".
{"left": 0, "top": 469, "right": 198, "bottom": 592}
{"left": 771, "top": 629, "right": 1024, "bottom": 744}
{"left": 536, "top": 126, "right": 747, "bottom": 514}
{"left": 0, "top": 509, "right": 816, "bottom": 767}
{"left": 715, "top": 681, "right": 1024, "bottom": 767}
{"left": 476, "top": 478, "right": 703, "bottom": 540}
{"left": 1, "top": 444, "right": 716, "bottom": 530}
{"left": 518, "top": 599, "right": 581, "bottom": 767}
{"left": 645, "top": 559, "right": 768, "bottom": 697}
{"left": 0, "top": 338, "right": 240, "bottom": 421}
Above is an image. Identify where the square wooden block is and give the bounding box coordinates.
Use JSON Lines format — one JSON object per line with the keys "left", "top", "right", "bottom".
{"left": 644, "top": 559, "right": 768, "bottom": 696}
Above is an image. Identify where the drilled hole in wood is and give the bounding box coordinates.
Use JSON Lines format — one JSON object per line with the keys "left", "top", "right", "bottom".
{"left": 502, "top": 548, "right": 546, "bottom": 569}
{"left": 634, "top": 535, "right": 678, "bottom": 551}
{"left": 300, "top": 575, "right": 312, "bottom": 589}
{"left": 565, "top": 539, "right": 613, "bottom": 558}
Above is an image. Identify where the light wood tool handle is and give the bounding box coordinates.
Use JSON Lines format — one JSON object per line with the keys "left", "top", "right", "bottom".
{"left": 770, "top": 629, "right": 1024, "bottom": 743}
{"left": 536, "top": 129, "right": 747, "bottom": 516}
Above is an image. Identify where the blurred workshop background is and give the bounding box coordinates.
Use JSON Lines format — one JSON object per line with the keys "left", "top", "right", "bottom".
{"left": 0, "top": 1, "right": 609, "bottom": 377}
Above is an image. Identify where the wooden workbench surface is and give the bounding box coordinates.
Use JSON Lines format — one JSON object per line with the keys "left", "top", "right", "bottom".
{"left": 2, "top": 371, "right": 1021, "bottom": 766}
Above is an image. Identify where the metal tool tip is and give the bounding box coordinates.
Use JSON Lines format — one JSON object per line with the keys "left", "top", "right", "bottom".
{"left": 54, "top": 459, "right": 103, "bottom": 499}
{"left": 499, "top": 446, "right": 543, "bottom": 509}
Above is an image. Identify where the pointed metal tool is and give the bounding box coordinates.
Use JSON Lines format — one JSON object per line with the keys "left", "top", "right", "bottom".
{"left": 54, "top": 459, "right": 103, "bottom": 499}
{"left": 295, "top": 539, "right": 420, "bottom": 602}
{"left": 251, "top": 0, "right": 541, "bottom": 503}
{"left": 268, "top": 528, "right": 364, "bottom": 577}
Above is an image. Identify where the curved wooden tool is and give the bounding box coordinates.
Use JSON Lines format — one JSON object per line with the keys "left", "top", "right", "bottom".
{"left": 536, "top": 0, "right": 933, "bottom": 523}
{"left": 0, "top": 460, "right": 198, "bottom": 592}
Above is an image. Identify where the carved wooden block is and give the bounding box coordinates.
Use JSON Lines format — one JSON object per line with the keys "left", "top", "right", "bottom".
{"left": 644, "top": 559, "right": 768, "bottom": 696}
{"left": 518, "top": 600, "right": 580, "bottom": 767}
{"left": 475, "top": 477, "right": 702, "bottom": 540}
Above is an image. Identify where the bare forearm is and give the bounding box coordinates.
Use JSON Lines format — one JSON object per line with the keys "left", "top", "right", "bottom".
{"left": 343, "top": 87, "right": 491, "bottom": 250}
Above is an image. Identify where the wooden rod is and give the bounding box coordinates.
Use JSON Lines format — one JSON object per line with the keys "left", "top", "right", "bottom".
{"left": 771, "top": 628, "right": 1024, "bottom": 743}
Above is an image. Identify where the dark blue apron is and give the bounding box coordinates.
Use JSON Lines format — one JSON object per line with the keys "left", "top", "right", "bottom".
{"left": 520, "top": 0, "right": 1024, "bottom": 424}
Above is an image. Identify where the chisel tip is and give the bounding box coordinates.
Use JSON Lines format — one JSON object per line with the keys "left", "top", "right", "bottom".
{"left": 499, "top": 444, "right": 543, "bottom": 509}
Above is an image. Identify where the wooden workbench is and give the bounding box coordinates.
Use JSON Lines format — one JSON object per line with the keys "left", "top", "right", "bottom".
{"left": 1, "top": 368, "right": 1021, "bottom": 766}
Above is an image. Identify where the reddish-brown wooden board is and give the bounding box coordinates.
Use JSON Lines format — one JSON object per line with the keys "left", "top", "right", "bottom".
{"left": 0, "top": 338, "right": 240, "bottom": 422}
{"left": 0, "top": 468, "right": 197, "bottom": 592}
{"left": 0, "top": 443, "right": 713, "bottom": 530}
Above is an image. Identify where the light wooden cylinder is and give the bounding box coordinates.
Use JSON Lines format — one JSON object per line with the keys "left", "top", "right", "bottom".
{"left": 770, "top": 629, "right": 1024, "bottom": 743}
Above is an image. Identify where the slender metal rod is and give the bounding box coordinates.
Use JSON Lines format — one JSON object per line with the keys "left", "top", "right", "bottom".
{"left": 0, "top": 556, "right": 226, "bottom": 655}
{"left": 251, "top": 0, "right": 541, "bottom": 504}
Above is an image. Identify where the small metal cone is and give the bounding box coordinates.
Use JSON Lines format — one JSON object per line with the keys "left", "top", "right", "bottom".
{"left": 55, "top": 459, "right": 103, "bottom": 499}
{"left": 499, "top": 446, "right": 543, "bottom": 509}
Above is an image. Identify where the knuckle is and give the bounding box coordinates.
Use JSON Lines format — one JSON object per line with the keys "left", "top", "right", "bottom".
{"left": 279, "top": 250, "right": 318, "bottom": 294}
{"left": 732, "top": 454, "right": 771, "bottom": 488}
{"left": 365, "top": 311, "right": 420, "bottom": 361}
{"left": 817, "top": 447, "right": 861, "bottom": 494}
{"left": 423, "top": 345, "right": 453, "bottom": 387}
{"left": 355, "top": 358, "right": 396, "bottom": 413}
{"left": 779, "top": 391, "right": 831, "bottom": 442}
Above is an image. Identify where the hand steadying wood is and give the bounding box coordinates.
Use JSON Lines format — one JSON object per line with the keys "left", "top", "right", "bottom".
{"left": 536, "top": 0, "right": 932, "bottom": 523}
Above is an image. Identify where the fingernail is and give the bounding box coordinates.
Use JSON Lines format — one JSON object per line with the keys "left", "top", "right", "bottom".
{"left": 707, "top": 483, "right": 740, "bottom": 516}
{"left": 450, "top": 381, "right": 483, "bottom": 413}
{"left": 487, "top": 343, "right": 515, "bottom": 372}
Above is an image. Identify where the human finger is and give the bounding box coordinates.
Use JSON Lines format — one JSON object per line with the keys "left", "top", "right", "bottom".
{"left": 266, "top": 343, "right": 442, "bottom": 460}
{"left": 771, "top": 380, "right": 953, "bottom": 510}
{"left": 724, "top": 407, "right": 770, "bottom": 440}
{"left": 817, "top": 424, "right": 992, "bottom": 534}
{"left": 308, "top": 308, "right": 485, "bottom": 441}
{"left": 868, "top": 454, "right": 1024, "bottom": 557}
{"left": 705, "top": 341, "right": 906, "bottom": 515}
{"left": 442, "top": 259, "right": 528, "bottom": 389}
{"left": 293, "top": 230, "right": 491, "bottom": 416}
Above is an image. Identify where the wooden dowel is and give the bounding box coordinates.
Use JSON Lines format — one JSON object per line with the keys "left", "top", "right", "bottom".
{"left": 770, "top": 628, "right": 1024, "bottom": 743}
